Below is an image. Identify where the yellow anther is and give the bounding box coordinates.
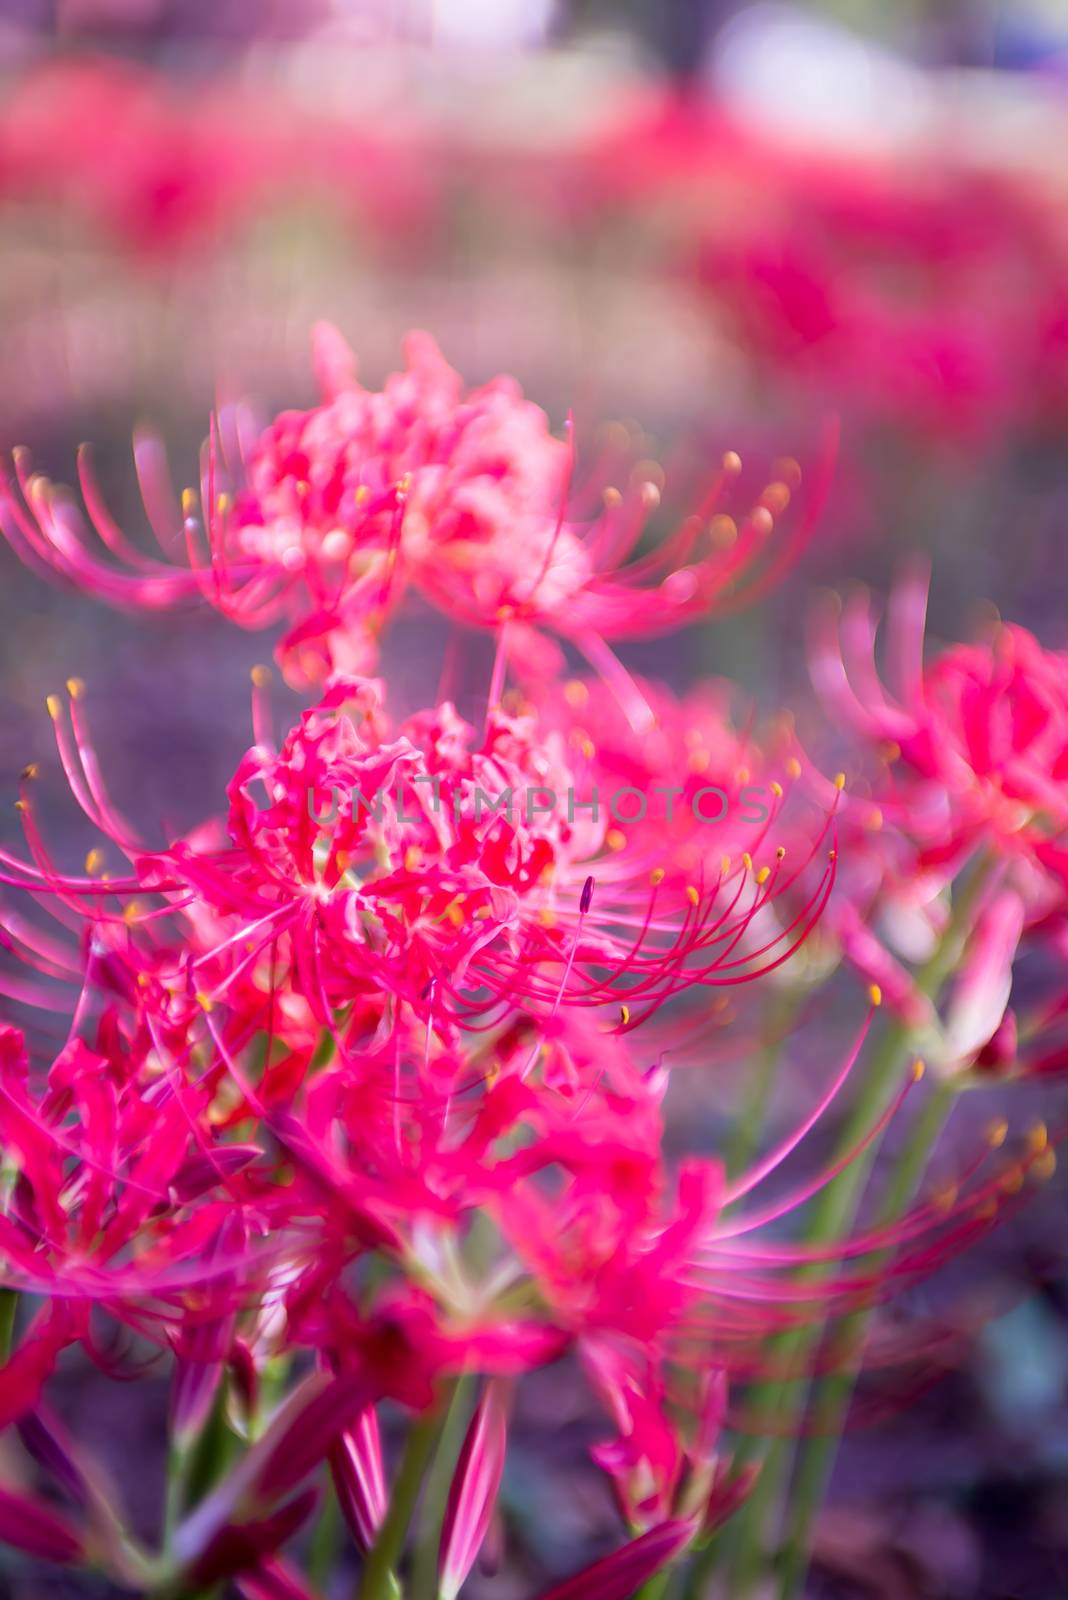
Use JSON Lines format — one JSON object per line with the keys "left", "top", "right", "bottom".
{"left": 986, "top": 1118, "right": 1009, "bottom": 1149}
{"left": 722, "top": 450, "right": 742, "bottom": 474}
{"left": 216, "top": 492, "right": 231, "bottom": 515}
{"left": 181, "top": 487, "right": 197, "bottom": 518}
{"left": 911, "top": 1057, "right": 925, "bottom": 1082}
{"left": 21, "top": 763, "right": 38, "bottom": 781}
{"left": 828, "top": 848, "right": 838, "bottom": 863}
{"left": 196, "top": 992, "right": 214, "bottom": 1012}
{"left": 762, "top": 481, "right": 791, "bottom": 516}
{"left": 606, "top": 828, "right": 627, "bottom": 852}
{"left": 720, "top": 855, "right": 731, "bottom": 875}
{"left": 355, "top": 485, "right": 370, "bottom": 505}
{"left": 85, "top": 848, "right": 104, "bottom": 875}
{"left": 1001, "top": 1167, "right": 1025, "bottom": 1196}
{"left": 834, "top": 772, "right": 846, "bottom": 791}
{"left": 620, "top": 1004, "right": 630, "bottom": 1027}
{"left": 1032, "top": 1148, "right": 1057, "bottom": 1182}
{"left": 868, "top": 984, "right": 883, "bottom": 1008}
{"left": 1028, "top": 1122, "right": 1049, "bottom": 1154}
{"left": 882, "top": 741, "right": 901, "bottom": 763}
{"left": 46, "top": 694, "right": 61, "bottom": 721}
{"left": 866, "top": 808, "right": 883, "bottom": 831}
{"left": 136, "top": 972, "right": 150, "bottom": 989}
{"left": 396, "top": 473, "right": 412, "bottom": 497}
{"left": 686, "top": 885, "right": 700, "bottom": 907}
{"left": 251, "top": 664, "right": 272, "bottom": 688}
{"left": 742, "top": 852, "right": 753, "bottom": 871}
{"left": 756, "top": 866, "right": 770, "bottom": 885}
{"left": 603, "top": 486, "right": 622, "bottom": 509}
{"left": 14, "top": 800, "right": 27, "bottom": 812}
{"left": 122, "top": 900, "right": 144, "bottom": 923}
{"left": 776, "top": 846, "right": 786, "bottom": 860}
{"left": 709, "top": 514, "right": 737, "bottom": 547}
{"left": 404, "top": 846, "right": 423, "bottom": 872}
{"left": 563, "top": 679, "right": 589, "bottom": 709}
{"left": 786, "top": 757, "right": 802, "bottom": 780}
{"left": 66, "top": 677, "right": 85, "bottom": 700}
{"left": 650, "top": 867, "right": 665, "bottom": 887}
{"left": 736, "top": 766, "right": 750, "bottom": 785}
{"left": 770, "top": 781, "right": 783, "bottom": 798}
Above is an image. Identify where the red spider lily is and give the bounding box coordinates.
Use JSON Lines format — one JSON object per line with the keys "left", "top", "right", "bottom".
{"left": 584, "top": 1343, "right": 754, "bottom": 1534}
{"left": 0, "top": 674, "right": 838, "bottom": 1049}
{"left": 0, "top": 325, "right": 835, "bottom": 691}
{"left": 806, "top": 568, "right": 1068, "bottom": 1060}
{"left": 809, "top": 569, "right": 1068, "bottom": 888}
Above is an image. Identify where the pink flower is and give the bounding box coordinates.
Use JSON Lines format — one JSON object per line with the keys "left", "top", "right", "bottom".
{"left": 1, "top": 327, "right": 834, "bottom": 689}
{"left": 810, "top": 570, "right": 1068, "bottom": 887}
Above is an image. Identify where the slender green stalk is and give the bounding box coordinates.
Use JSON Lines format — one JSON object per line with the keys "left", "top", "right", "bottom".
{"left": 0, "top": 1288, "right": 18, "bottom": 1362}
{"left": 726, "top": 851, "right": 992, "bottom": 1596}
{"left": 775, "top": 1082, "right": 953, "bottom": 1598}
{"left": 309, "top": 1481, "right": 342, "bottom": 1591}
{"left": 726, "top": 994, "right": 796, "bottom": 1181}
{"left": 724, "top": 1015, "right": 909, "bottom": 1596}
{"left": 637, "top": 1567, "right": 674, "bottom": 1600}
{"left": 410, "top": 1377, "right": 474, "bottom": 1600}
{"left": 360, "top": 1416, "right": 440, "bottom": 1600}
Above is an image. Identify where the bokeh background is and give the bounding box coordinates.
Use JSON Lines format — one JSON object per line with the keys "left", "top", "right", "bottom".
{"left": 2, "top": 3, "right": 1068, "bottom": 1596}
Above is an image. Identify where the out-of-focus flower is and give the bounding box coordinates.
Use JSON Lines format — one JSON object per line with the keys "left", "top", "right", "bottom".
{"left": 810, "top": 570, "right": 1068, "bottom": 887}
{"left": 807, "top": 569, "right": 1068, "bottom": 1070}
{"left": 1, "top": 325, "right": 835, "bottom": 689}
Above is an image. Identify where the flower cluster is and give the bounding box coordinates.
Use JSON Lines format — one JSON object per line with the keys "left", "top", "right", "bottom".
{"left": 0, "top": 327, "right": 1062, "bottom": 1600}
{"left": 1, "top": 324, "right": 833, "bottom": 693}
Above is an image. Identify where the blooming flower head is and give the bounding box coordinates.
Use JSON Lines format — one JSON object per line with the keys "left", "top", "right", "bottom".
{"left": 1, "top": 671, "right": 838, "bottom": 1059}
{"left": 1, "top": 326, "right": 835, "bottom": 690}
{"left": 810, "top": 570, "right": 1068, "bottom": 893}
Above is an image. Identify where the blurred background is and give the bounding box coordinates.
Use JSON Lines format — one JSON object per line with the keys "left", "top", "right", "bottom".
{"left": 2, "top": 3, "right": 1068, "bottom": 1597}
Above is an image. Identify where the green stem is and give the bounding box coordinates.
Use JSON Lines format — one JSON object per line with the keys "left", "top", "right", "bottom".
{"left": 775, "top": 1082, "right": 953, "bottom": 1599}
{"left": 0, "top": 1289, "right": 18, "bottom": 1362}
{"left": 309, "top": 1481, "right": 342, "bottom": 1592}
{"left": 726, "top": 995, "right": 796, "bottom": 1181}
{"left": 360, "top": 1416, "right": 440, "bottom": 1600}
{"left": 726, "top": 850, "right": 992, "bottom": 1597}
{"left": 724, "top": 1016, "right": 909, "bottom": 1597}
{"left": 410, "top": 1377, "right": 474, "bottom": 1600}
{"left": 637, "top": 1568, "right": 673, "bottom": 1600}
